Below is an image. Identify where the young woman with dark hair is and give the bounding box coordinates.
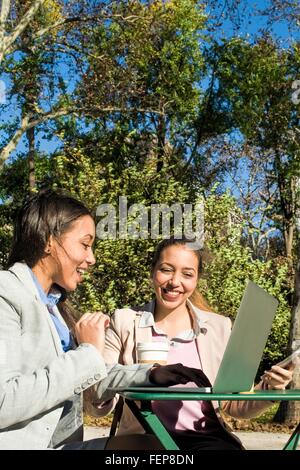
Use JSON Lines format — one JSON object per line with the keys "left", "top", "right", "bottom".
{"left": 0, "top": 190, "right": 209, "bottom": 450}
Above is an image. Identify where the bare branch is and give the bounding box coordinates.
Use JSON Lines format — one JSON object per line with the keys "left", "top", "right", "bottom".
{"left": 32, "top": 15, "right": 93, "bottom": 40}
{"left": 0, "top": 0, "right": 47, "bottom": 64}
{"left": 1, "top": 3, "right": 149, "bottom": 62}
{"left": 0, "top": 0, "right": 10, "bottom": 25}
{"left": 0, "top": 0, "right": 11, "bottom": 58}
{"left": 0, "top": 113, "right": 30, "bottom": 165}
{"left": 33, "top": 13, "right": 144, "bottom": 40}
{"left": 257, "top": 227, "right": 277, "bottom": 245}
{"left": 0, "top": 104, "right": 164, "bottom": 165}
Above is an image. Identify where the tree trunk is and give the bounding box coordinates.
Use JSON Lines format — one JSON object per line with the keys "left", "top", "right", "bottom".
{"left": 274, "top": 176, "right": 300, "bottom": 424}
{"left": 284, "top": 223, "right": 294, "bottom": 259}
{"left": 27, "top": 126, "right": 36, "bottom": 190}
{"left": 285, "top": 238, "right": 300, "bottom": 422}
{"left": 284, "top": 175, "right": 300, "bottom": 423}
{"left": 156, "top": 114, "right": 166, "bottom": 173}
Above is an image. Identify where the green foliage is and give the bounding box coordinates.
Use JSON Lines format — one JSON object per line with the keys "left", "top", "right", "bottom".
{"left": 213, "top": 37, "right": 300, "bottom": 145}
{"left": 199, "top": 191, "right": 291, "bottom": 370}
{"left": 49, "top": 144, "right": 192, "bottom": 313}
{"left": 0, "top": 136, "right": 292, "bottom": 368}
{"left": 212, "top": 38, "right": 300, "bottom": 249}
{"left": 251, "top": 403, "right": 279, "bottom": 424}
{"left": 81, "top": 0, "right": 207, "bottom": 141}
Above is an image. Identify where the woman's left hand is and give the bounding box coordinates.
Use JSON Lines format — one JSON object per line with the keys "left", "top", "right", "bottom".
{"left": 261, "top": 365, "right": 294, "bottom": 390}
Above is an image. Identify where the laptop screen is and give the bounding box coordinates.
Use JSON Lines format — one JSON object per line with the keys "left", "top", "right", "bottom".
{"left": 213, "top": 280, "right": 278, "bottom": 393}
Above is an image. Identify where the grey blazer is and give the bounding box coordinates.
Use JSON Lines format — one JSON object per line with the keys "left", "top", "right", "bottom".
{"left": 0, "top": 262, "right": 152, "bottom": 449}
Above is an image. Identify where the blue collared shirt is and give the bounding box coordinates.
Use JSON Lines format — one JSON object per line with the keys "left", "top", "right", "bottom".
{"left": 29, "top": 268, "right": 73, "bottom": 352}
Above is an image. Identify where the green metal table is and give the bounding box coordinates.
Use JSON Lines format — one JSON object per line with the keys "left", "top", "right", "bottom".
{"left": 115, "top": 388, "right": 300, "bottom": 450}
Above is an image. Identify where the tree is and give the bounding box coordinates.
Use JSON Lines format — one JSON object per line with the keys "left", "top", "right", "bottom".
{"left": 220, "top": 144, "right": 281, "bottom": 260}
{"left": 204, "top": 0, "right": 300, "bottom": 36}
{"left": 0, "top": 1, "right": 168, "bottom": 165}
{"left": 200, "top": 190, "right": 291, "bottom": 374}
{"left": 3, "top": 0, "right": 64, "bottom": 189}
{"left": 260, "top": 0, "right": 300, "bottom": 31}
{"left": 213, "top": 37, "right": 300, "bottom": 422}
{"left": 79, "top": 0, "right": 207, "bottom": 174}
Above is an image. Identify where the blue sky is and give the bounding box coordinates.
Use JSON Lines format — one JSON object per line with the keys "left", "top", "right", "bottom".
{"left": 206, "top": 0, "right": 300, "bottom": 43}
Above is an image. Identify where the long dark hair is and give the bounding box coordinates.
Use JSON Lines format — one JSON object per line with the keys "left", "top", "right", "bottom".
{"left": 7, "top": 188, "right": 92, "bottom": 268}
{"left": 7, "top": 188, "right": 93, "bottom": 331}
{"left": 151, "top": 236, "right": 212, "bottom": 312}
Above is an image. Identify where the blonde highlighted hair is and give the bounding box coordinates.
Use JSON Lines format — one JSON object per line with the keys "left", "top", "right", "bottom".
{"left": 189, "top": 289, "right": 212, "bottom": 312}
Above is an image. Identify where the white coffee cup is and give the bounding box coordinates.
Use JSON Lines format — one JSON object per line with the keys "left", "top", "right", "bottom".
{"left": 137, "top": 341, "right": 169, "bottom": 365}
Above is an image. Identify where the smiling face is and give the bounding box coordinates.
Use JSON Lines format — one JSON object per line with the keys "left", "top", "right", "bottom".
{"left": 46, "top": 214, "right": 96, "bottom": 292}
{"left": 152, "top": 244, "right": 199, "bottom": 313}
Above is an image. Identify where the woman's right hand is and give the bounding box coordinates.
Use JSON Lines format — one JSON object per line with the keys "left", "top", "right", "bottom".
{"left": 75, "top": 312, "right": 110, "bottom": 355}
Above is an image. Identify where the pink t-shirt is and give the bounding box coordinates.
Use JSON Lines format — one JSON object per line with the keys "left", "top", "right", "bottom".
{"left": 151, "top": 338, "right": 220, "bottom": 434}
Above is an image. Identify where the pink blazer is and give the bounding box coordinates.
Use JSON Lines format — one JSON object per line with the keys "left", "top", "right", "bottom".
{"left": 95, "top": 301, "right": 272, "bottom": 436}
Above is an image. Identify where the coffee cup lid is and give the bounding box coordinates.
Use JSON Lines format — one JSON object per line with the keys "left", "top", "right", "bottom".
{"left": 137, "top": 342, "right": 169, "bottom": 351}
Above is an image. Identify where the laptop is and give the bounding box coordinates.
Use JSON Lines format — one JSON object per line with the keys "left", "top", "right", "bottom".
{"left": 211, "top": 280, "right": 278, "bottom": 393}
{"left": 113, "top": 280, "right": 278, "bottom": 394}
